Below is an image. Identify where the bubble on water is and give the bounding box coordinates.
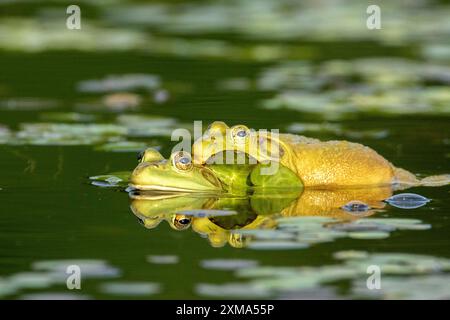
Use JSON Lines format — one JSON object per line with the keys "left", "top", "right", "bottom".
{"left": 341, "top": 201, "right": 371, "bottom": 213}
{"left": 153, "top": 89, "right": 170, "bottom": 103}
{"left": 200, "top": 259, "right": 259, "bottom": 271}
{"left": 385, "top": 193, "right": 430, "bottom": 209}
{"left": 99, "top": 282, "right": 161, "bottom": 296}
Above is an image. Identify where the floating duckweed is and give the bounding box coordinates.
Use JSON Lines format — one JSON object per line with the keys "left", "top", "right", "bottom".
{"left": 8, "top": 272, "right": 56, "bottom": 289}
{"left": 200, "top": 259, "right": 259, "bottom": 271}
{"left": 274, "top": 215, "right": 432, "bottom": 249}
{"left": 117, "top": 114, "right": 180, "bottom": 137}
{"left": 232, "top": 229, "right": 296, "bottom": 240}
{"left": 146, "top": 255, "right": 179, "bottom": 265}
{"left": 77, "top": 74, "right": 161, "bottom": 93}
{"left": 0, "top": 97, "right": 59, "bottom": 111}
{"left": 176, "top": 209, "right": 237, "bottom": 217}
{"left": 0, "top": 125, "right": 11, "bottom": 143}
{"left": 348, "top": 231, "right": 390, "bottom": 240}
{"left": 276, "top": 216, "right": 336, "bottom": 224}
{"left": 11, "top": 123, "right": 126, "bottom": 146}
{"left": 247, "top": 241, "right": 309, "bottom": 250}
{"left": 0, "top": 279, "right": 17, "bottom": 298}
{"left": 333, "top": 250, "right": 369, "bottom": 260}
{"left": 95, "top": 141, "right": 150, "bottom": 153}
{"left": 32, "top": 259, "right": 121, "bottom": 278}
{"left": 40, "top": 112, "right": 97, "bottom": 122}
{"left": 352, "top": 275, "right": 450, "bottom": 300}
{"left": 19, "top": 292, "right": 91, "bottom": 300}
{"left": 102, "top": 92, "right": 142, "bottom": 111}
{"left": 89, "top": 172, "right": 130, "bottom": 188}
{"left": 259, "top": 58, "right": 450, "bottom": 117}
{"left": 99, "top": 282, "right": 161, "bottom": 296}
{"left": 104, "top": 1, "right": 450, "bottom": 45}
{"left": 385, "top": 193, "right": 431, "bottom": 209}
{"left": 195, "top": 283, "right": 271, "bottom": 298}
{"left": 233, "top": 252, "right": 450, "bottom": 299}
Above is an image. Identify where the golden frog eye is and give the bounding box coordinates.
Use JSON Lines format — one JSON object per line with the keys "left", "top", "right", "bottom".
{"left": 172, "top": 214, "right": 192, "bottom": 230}
{"left": 172, "top": 151, "right": 193, "bottom": 171}
{"left": 231, "top": 125, "right": 249, "bottom": 145}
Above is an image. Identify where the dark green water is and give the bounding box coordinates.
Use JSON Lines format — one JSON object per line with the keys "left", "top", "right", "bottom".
{"left": 0, "top": 0, "right": 449, "bottom": 300}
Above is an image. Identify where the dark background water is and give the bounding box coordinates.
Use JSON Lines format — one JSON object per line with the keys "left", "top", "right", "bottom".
{"left": 0, "top": 0, "right": 449, "bottom": 299}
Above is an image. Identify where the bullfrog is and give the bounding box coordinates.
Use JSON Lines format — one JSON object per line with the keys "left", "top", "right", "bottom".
{"left": 129, "top": 148, "right": 303, "bottom": 194}
{"left": 192, "top": 121, "right": 450, "bottom": 189}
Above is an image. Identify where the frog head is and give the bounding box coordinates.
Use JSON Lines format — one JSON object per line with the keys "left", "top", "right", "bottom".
{"left": 130, "top": 148, "right": 223, "bottom": 193}
{"left": 192, "top": 121, "right": 284, "bottom": 166}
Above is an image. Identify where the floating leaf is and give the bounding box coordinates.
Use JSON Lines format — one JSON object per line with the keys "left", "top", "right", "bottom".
{"left": 176, "top": 209, "right": 237, "bottom": 217}
{"left": 89, "top": 172, "right": 130, "bottom": 188}
{"left": 95, "top": 141, "right": 151, "bottom": 153}
{"left": 196, "top": 283, "right": 271, "bottom": 298}
{"left": 200, "top": 259, "right": 259, "bottom": 270}
{"left": 77, "top": 74, "right": 160, "bottom": 93}
{"left": 40, "top": 112, "right": 97, "bottom": 122}
{"left": 32, "top": 259, "right": 121, "bottom": 279}
{"left": 348, "top": 231, "right": 390, "bottom": 240}
{"left": 19, "top": 292, "right": 91, "bottom": 300}
{"left": 247, "top": 241, "right": 309, "bottom": 250}
{"left": 146, "top": 255, "right": 179, "bottom": 265}
{"left": 99, "top": 282, "right": 160, "bottom": 296}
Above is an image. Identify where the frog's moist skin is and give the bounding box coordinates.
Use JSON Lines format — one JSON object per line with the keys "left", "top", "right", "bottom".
{"left": 192, "top": 121, "right": 430, "bottom": 188}
{"left": 130, "top": 150, "right": 223, "bottom": 192}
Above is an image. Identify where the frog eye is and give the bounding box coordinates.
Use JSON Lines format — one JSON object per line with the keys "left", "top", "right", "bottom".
{"left": 172, "top": 215, "right": 192, "bottom": 230}
{"left": 172, "top": 151, "right": 193, "bottom": 171}
{"left": 231, "top": 125, "right": 249, "bottom": 144}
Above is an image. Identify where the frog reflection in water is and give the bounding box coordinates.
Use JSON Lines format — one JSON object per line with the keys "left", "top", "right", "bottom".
{"left": 129, "top": 186, "right": 391, "bottom": 248}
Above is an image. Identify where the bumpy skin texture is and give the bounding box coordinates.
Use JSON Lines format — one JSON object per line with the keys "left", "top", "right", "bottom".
{"left": 192, "top": 122, "right": 421, "bottom": 188}
{"left": 278, "top": 134, "right": 396, "bottom": 187}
